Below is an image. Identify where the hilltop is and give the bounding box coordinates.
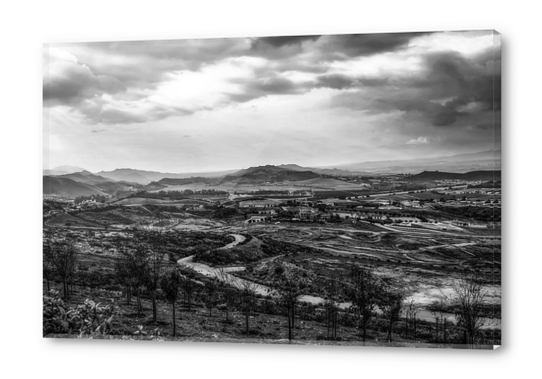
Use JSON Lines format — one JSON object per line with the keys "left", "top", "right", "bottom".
{"left": 220, "top": 165, "right": 321, "bottom": 184}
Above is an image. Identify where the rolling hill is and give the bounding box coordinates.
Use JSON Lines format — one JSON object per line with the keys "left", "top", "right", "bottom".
{"left": 43, "top": 177, "right": 107, "bottom": 198}
{"left": 141, "top": 177, "right": 220, "bottom": 191}
{"left": 54, "top": 171, "right": 116, "bottom": 185}
{"left": 293, "top": 177, "right": 358, "bottom": 188}
{"left": 220, "top": 165, "right": 321, "bottom": 184}
{"left": 157, "top": 177, "right": 218, "bottom": 186}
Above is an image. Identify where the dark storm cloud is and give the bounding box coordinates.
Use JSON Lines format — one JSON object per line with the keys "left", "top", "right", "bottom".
{"left": 332, "top": 48, "right": 501, "bottom": 129}
{"left": 44, "top": 39, "right": 251, "bottom": 123}
{"left": 248, "top": 36, "right": 320, "bottom": 61}
{"left": 360, "top": 77, "right": 390, "bottom": 87}
{"left": 475, "top": 122, "right": 496, "bottom": 130}
{"left": 250, "top": 33, "right": 431, "bottom": 62}
{"left": 254, "top": 76, "right": 295, "bottom": 93}
{"left": 229, "top": 75, "right": 298, "bottom": 103}
{"left": 431, "top": 98, "right": 469, "bottom": 127}
{"left": 80, "top": 38, "right": 249, "bottom": 81}
{"left": 315, "top": 74, "right": 355, "bottom": 89}
{"left": 100, "top": 38, "right": 245, "bottom": 60}
{"left": 73, "top": 94, "right": 193, "bottom": 125}
{"left": 43, "top": 61, "right": 125, "bottom": 106}
{"left": 45, "top": 31, "right": 500, "bottom": 132}
{"left": 43, "top": 48, "right": 198, "bottom": 123}
{"left": 319, "top": 32, "right": 432, "bottom": 59}
{"left": 470, "top": 47, "right": 501, "bottom": 110}
{"left": 47, "top": 33, "right": 431, "bottom": 124}
{"left": 413, "top": 50, "right": 501, "bottom": 125}
{"left": 252, "top": 35, "right": 321, "bottom": 48}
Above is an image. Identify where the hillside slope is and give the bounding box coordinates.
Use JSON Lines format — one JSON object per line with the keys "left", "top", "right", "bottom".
{"left": 43, "top": 177, "right": 106, "bottom": 198}
{"left": 221, "top": 165, "right": 320, "bottom": 184}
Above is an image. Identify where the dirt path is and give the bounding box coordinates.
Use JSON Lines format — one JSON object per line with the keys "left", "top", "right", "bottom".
{"left": 177, "top": 233, "right": 341, "bottom": 306}
{"left": 425, "top": 242, "right": 478, "bottom": 250}
{"left": 221, "top": 234, "right": 246, "bottom": 249}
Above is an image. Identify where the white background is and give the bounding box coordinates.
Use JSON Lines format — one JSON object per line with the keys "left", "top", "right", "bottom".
{"left": 0, "top": 1, "right": 538, "bottom": 378}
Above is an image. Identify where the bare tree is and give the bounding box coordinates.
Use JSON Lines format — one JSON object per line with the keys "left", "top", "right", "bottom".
{"left": 48, "top": 238, "right": 79, "bottom": 299}
{"left": 125, "top": 245, "right": 151, "bottom": 317}
{"left": 346, "top": 265, "right": 382, "bottom": 343}
{"left": 180, "top": 269, "right": 197, "bottom": 312}
{"left": 324, "top": 279, "right": 340, "bottom": 340}
{"left": 430, "top": 299, "right": 450, "bottom": 344}
{"left": 238, "top": 280, "right": 258, "bottom": 335}
{"left": 379, "top": 289, "right": 404, "bottom": 343}
{"left": 160, "top": 268, "right": 181, "bottom": 337}
{"left": 274, "top": 268, "right": 302, "bottom": 341}
{"left": 115, "top": 243, "right": 135, "bottom": 305}
{"left": 447, "top": 273, "right": 488, "bottom": 348}
{"left": 43, "top": 232, "right": 55, "bottom": 292}
{"left": 203, "top": 278, "right": 220, "bottom": 317}
{"left": 147, "top": 247, "right": 166, "bottom": 324}
{"left": 404, "top": 299, "right": 419, "bottom": 340}
{"left": 217, "top": 268, "right": 237, "bottom": 323}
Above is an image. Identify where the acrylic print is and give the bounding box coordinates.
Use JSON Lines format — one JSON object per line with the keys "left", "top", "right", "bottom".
{"left": 43, "top": 31, "right": 501, "bottom": 348}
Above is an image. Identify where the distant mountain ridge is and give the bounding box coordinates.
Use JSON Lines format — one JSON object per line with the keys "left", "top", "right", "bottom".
{"left": 331, "top": 149, "right": 501, "bottom": 174}
{"left": 277, "top": 164, "right": 367, "bottom": 176}
{"left": 406, "top": 170, "right": 501, "bottom": 182}
{"left": 96, "top": 168, "right": 237, "bottom": 184}
{"left": 43, "top": 165, "right": 87, "bottom": 176}
{"left": 54, "top": 171, "right": 115, "bottom": 185}
{"left": 44, "top": 149, "right": 502, "bottom": 197}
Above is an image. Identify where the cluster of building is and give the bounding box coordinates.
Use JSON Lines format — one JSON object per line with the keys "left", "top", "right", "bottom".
{"left": 238, "top": 198, "right": 426, "bottom": 224}
{"left": 236, "top": 192, "right": 500, "bottom": 228}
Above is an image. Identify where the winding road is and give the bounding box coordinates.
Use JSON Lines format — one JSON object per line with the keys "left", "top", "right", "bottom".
{"left": 176, "top": 233, "right": 349, "bottom": 306}
{"left": 176, "top": 232, "right": 500, "bottom": 329}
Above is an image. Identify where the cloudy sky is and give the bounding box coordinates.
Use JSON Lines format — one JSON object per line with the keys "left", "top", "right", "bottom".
{"left": 43, "top": 30, "right": 501, "bottom": 173}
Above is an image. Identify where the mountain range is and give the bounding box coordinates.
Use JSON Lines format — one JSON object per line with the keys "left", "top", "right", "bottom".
{"left": 95, "top": 168, "right": 237, "bottom": 184}
{"left": 43, "top": 149, "right": 502, "bottom": 198}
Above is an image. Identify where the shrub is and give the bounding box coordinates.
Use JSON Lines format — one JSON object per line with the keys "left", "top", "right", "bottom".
{"left": 43, "top": 290, "right": 116, "bottom": 337}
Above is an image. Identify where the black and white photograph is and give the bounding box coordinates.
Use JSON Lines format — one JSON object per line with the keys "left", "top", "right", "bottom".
{"left": 42, "top": 30, "right": 501, "bottom": 348}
